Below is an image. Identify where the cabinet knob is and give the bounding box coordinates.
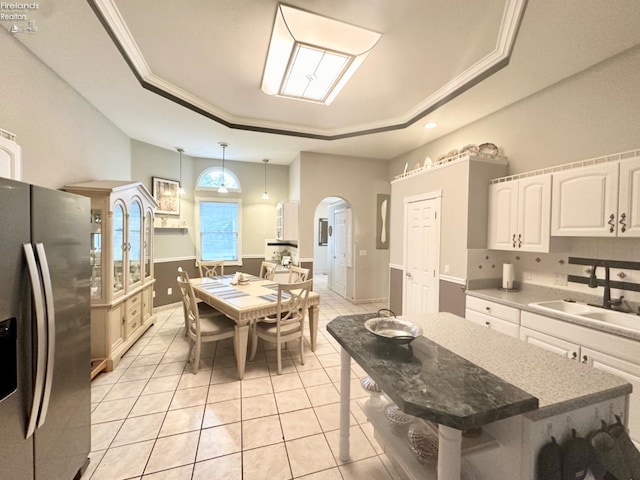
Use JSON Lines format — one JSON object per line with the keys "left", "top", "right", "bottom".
{"left": 581, "top": 355, "right": 588, "bottom": 364}
{"left": 619, "top": 213, "right": 627, "bottom": 233}
{"left": 485, "top": 321, "right": 490, "bottom": 326}
{"left": 485, "top": 306, "right": 491, "bottom": 312}
{"left": 608, "top": 214, "right": 615, "bottom": 233}
{"left": 517, "top": 234, "right": 522, "bottom": 248}
{"left": 512, "top": 233, "right": 516, "bottom": 248}
{"left": 571, "top": 352, "right": 577, "bottom": 360}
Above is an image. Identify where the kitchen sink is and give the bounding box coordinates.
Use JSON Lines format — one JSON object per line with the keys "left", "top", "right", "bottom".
{"left": 528, "top": 300, "right": 639, "bottom": 332}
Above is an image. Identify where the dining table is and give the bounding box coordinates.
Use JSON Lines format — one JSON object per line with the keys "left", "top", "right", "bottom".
{"left": 189, "top": 274, "right": 321, "bottom": 379}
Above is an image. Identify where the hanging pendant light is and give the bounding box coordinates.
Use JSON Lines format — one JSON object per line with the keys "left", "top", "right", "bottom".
{"left": 218, "top": 142, "right": 228, "bottom": 193}
{"left": 261, "top": 159, "right": 270, "bottom": 200}
{"left": 176, "top": 148, "right": 186, "bottom": 195}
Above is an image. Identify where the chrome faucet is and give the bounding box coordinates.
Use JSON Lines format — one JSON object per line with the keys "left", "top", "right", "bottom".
{"left": 588, "top": 262, "right": 612, "bottom": 309}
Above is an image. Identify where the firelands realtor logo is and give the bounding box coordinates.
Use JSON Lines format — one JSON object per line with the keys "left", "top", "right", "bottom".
{"left": 1, "top": 2, "right": 40, "bottom": 34}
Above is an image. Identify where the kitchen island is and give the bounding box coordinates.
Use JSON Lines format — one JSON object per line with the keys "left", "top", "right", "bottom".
{"left": 327, "top": 312, "right": 632, "bottom": 480}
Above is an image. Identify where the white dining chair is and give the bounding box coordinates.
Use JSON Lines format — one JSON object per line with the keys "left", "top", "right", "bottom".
{"left": 177, "top": 269, "right": 236, "bottom": 374}
{"left": 259, "top": 261, "right": 276, "bottom": 280}
{"left": 288, "top": 265, "right": 310, "bottom": 283}
{"left": 249, "top": 280, "right": 312, "bottom": 374}
{"left": 199, "top": 260, "right": 224, "bottom": 278}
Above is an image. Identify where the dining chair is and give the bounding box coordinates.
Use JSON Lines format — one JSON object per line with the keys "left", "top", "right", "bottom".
{"left": 288, "top": 265, "right": 310, "bottom": 283}
{"left": 249, "top": 279, "right": 312, "bottom": 374}
{"left": 259, "top": 261, "right": 276, "bottom": 280}
{"left": 177, "top": 269, "right": 236, "bottom": 374}
{"left": 199, "top": 260, "right": 224, "bottom": 278}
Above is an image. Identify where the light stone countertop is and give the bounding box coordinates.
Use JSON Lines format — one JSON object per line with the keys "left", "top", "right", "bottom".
{"left": 466, "top": 284, "right": 640, "bottom": 342}
{"left": 410, "top": 312, "right": 632, "bottom": 421}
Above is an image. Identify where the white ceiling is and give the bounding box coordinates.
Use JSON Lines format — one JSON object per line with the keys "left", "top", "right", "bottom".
{"left": 9, "top": 0, "right": 640, "bottom": 164}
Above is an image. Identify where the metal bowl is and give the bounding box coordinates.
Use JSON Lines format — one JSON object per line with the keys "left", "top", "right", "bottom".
{"left": 364, "top": 316, "right": 423, "bottom": 345}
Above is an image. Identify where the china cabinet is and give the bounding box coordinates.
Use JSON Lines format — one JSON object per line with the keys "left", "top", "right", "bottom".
{"left": 487, "top": 174, "right": 551, "bottom": 252}
{"left": 64, "top": 180, "right": 157, "bottom": 371}
{"left": 276, "top": 200, "right": 298, "bottom": 240}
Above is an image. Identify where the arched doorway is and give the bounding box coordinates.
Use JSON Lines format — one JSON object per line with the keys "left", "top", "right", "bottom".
{"left": 313, "top": 196, "right": 351, "bottom": 298}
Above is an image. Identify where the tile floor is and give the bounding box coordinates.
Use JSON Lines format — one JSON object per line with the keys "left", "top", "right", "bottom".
{"left": 83, "top": 275, "right": 402, "bottom": 480}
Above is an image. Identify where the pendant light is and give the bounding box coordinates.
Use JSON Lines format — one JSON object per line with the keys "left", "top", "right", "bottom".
{"left": 176, "top": 148, "right": 186, "bottom": 195}
{"left": 261, "top": 159, "right": 270, "bottom": 200}
{"left": 218, "top": 142, "right": 228, "bottom": 193}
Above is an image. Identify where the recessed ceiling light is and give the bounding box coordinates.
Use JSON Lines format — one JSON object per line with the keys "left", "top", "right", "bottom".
{"left": 261, "top": 4, "right": 381, "bottom": 105}
{"left": 424, "top": 122, "right": 438, "bottom": 129}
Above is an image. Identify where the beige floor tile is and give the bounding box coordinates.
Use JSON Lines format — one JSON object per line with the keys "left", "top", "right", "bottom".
{"left": 242, "top": 393, "right": 278, "bottom": 420}
{"left": 338, "top": 456, "right": 393, "bottom": 480}
{"left": 271, "top": 372, "right": 303, "bottom": 392}
{"left": 80, "top": 449, "right": 105, "bottom": 480}
{"left": 243, "top": 361, "right": 273, "bottom": 379}
{"left": 286, "top": 433, "right": 336, "bottom": 478}
{"left": 91, "top": 397, "right": 137, "bottom": 424}
{"left": 130, "top": 353, "right": 164, "bottom": 368}
{"left": 312, "top": 343, "right": 338, "bottom": 356}
{"left": 350, "top": 398, "right": 369, "bottom": 424}
{"left": 275, "top": 388, "right": 311, "bottom": 413}
{"left": 169, "top": 385, "right": 209, "bottom": 410}
{"left": 299, "top": 369, "right": 331, "bottom": 387}
{"left": 316, "top": 353, "right": 341, "bottom": 369}
{"left": 280, "top": 408, "right": 322, "bottom": 441}
{"left": 360, "top": 422, "right": 384, "bottom": 455}
{"left": 314, "top": 403, "right": 357, "bottom": 432}
{"left": 112, "top": 412, "right": 165, "bottom": 447}
{"left": 242, "top": 414, "right": 283, "bottom": 450}
{"left": 91, "top": 440, "right": 154, "bottom": 480}
{"left": 196, "top": 423, "right": 242, "bottom": 462}
{"left": 243, "top": 443, "right": 291, "bottom": 480}
{"left": 294, "top": 467, "right": 343, "bottom": 480}
{"left": 159, "top": 405, "right": 205, "bottom": 437}
{"left": 119, "top": 365, "right": 157, "bottom": 382}
{"left": 192, "top": 453, "right": 242, "bottom": 480}
{"left": 91, "top": 384, "right": 112, "bottom": 403}
{"left": 142, "top": 375, "right": 181, "bottom": 395}
{"left": 140, "top": 342, "right": 170, "bottom": 355}
{"left": 210, "top": 366, "right": 241, "bottom": 384}
{"left": 305, "top": 384, "right": 340, "bottom": 407}
{"left": 129, "top": 391, "right": 173, "bottom": 417}
{"left": 325, "top": 425, "right": 377, "bottom": 465}
{"left": 241, "top": 376, "right": 274, "bottom": 397}
{"left": 91, "top": 420, "right": 123, "bottom": 451}
{"left": 91, "top": 369, "right": 125, "bottom": 386}
{"left": 177, "top": 370, "right": 212, "bottom": 389}
{"left": 206, "top": 380, "right": 241, "bottom": 402}
{"left": 202, "top": 399, "right": 241, "bottom": 428}
{"left": 145, "top": 430, "right": 200, "bottom": 474}
{"left": 141, "top": 464, "right": 193, "bottom": 479}
{"left": 102, "top": 379, "right": 148, "bottom": 401}
{"left": 152, "top": 361, "right": 187, "bottom": 378}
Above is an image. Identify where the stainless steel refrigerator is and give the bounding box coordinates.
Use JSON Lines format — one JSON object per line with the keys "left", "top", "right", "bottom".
{"left": 0, "top": 177, "right": 91, "bottom": 480}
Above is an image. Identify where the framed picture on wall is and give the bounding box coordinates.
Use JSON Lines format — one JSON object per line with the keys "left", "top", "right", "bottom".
{"left": 152, "top": 177, "right": 180, "bottom": 215}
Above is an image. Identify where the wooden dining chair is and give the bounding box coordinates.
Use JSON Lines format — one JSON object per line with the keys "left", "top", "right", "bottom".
{"left": 249, "top": 280, "right": 312, "bottom": 374}
{"left": 288, "top": 265, "right": 310, "bottom": 283}
{"left": 177, "top": 269, "right": 236, "bottom": 374}
{"left": 199, "top": 260, "right": 224, "bottom": 278}
{"left": 259, "top": 261, "right": 276, "bottom": 280}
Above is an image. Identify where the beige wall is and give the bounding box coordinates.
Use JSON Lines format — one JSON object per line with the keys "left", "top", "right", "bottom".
{"left": 1, "top": 37, "right": 130, "bottom": 188}
{"left": 298, "top": 152, "right": 390, "bottom": 302}
{"left": 131, "top": 140, "right": 291, "bottom": 261}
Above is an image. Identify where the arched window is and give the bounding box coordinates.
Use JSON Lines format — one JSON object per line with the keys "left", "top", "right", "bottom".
{"left": 197, "top": 167, "right": 241, "bottom": 192}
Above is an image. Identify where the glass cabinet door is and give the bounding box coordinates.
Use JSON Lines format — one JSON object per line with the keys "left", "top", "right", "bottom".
{"left": 113, "top": 203, "right": 125, "bottom": 295}
{"left": 90, "top": 210, "right": 102, "bottom": 299}
{"left": 144, "top": 209, "right": 152, "bottom": 279}
{"left": 129, "top": 201, "right": 142, "bottom": 286}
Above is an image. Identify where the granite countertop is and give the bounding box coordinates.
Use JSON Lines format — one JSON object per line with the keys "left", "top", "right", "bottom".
{"left": 327, "top": 312, "right": 631, "bottom": 426}
{"left": 466, "top": 284, "right": 640, "bottom": 341}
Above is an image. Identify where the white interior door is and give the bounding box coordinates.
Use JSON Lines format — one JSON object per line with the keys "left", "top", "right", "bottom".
{"left": 404, "top": 195, "right": 440, "bottom": 316}
{"left": 332, "top": 209, "right": 347, "bottom": 298}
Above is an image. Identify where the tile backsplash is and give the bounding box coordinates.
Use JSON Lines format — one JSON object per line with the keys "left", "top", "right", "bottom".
{"left": 468, "top": 236, "right": 640, "bottom": 304}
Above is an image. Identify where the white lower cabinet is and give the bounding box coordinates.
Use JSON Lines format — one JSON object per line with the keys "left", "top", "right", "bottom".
{"left": 521, "top": 311, "right": 640, "bottom": 445}
{"left": 465, "top": 296, "right": 520, "bottom": 338}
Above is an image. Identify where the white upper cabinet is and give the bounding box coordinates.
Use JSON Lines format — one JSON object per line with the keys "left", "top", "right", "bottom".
{"left": 551, "top": 157, "right": 640, "bottom": 237}
{"left": 618, "top": 157, "right": 640, "bottom": 236}
{"left": 276, "top": 201, "right": 299, "bottom": 240}
{"left": 487, "top": 174, "right": 551, "bottom": 252}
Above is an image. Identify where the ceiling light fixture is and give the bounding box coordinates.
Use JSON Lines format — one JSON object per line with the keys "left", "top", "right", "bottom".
{"left": 218, "top": 142, "right": 228, "bottom": 193}
{"left": 176, "top": 147, "right": 186, "bottom": 195}
{"left": 424, "top": 122, "right": 438, "bottom": 129}
{"left": 261, "top": 159, "right": 270, "bottom": 200}
{"left": 261, "top": 4, "right": 381, "bottom": 105}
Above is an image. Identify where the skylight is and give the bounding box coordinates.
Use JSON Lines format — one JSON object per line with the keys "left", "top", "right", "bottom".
{"left": 261, "top": 4, "right": 381, "bottom": 105}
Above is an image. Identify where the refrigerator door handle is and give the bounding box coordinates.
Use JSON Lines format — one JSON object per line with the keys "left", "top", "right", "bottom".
{"left": 23, "top": 243, "right": 47, "bottom": 439}
{"left": 35, "top": 243, "right": 56, "bottom": 428}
